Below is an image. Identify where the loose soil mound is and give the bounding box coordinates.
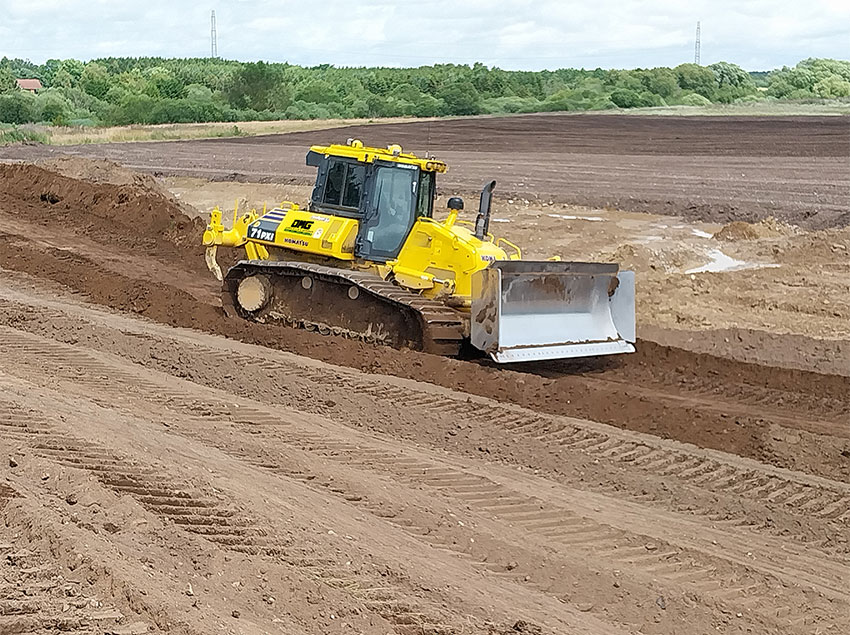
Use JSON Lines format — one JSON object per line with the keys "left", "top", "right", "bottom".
{"left": 599, "top": 243, "right": 703, "bottom": 273}
{"left": 714, "top": 217, "right": 797, "bottom": 241}
{"left": 768, "top": 227, "right": 850, "bottom": 265}
{"left": 36, "top": 157, "right": 160, "bottom": 188}
{"left": 0, "top": 162, "right": 206, "bottom": 270}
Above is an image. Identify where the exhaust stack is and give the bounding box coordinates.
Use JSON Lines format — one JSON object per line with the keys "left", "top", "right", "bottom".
{"left": 474, "top": 180, "right": 497, "bottom": 240}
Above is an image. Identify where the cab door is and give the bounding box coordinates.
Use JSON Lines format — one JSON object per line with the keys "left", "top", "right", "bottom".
{"left": 355, "top": 163, "right": 418, "bottom": 262}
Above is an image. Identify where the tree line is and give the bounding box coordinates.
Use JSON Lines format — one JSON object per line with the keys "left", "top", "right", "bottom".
{"left": 0, "top": 56, "right": 847, "bottom": 127}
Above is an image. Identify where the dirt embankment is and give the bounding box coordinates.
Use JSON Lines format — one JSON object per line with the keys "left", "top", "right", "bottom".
{"left": 0, "top": 161, "right": 206, "bottom": 271}
{"left": 0, "top": 162, "right": 848, "bottom": 483}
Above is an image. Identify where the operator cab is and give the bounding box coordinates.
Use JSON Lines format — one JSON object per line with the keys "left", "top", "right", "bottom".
{"left": 307, "top": 141, "right": 440, "bottom": 262}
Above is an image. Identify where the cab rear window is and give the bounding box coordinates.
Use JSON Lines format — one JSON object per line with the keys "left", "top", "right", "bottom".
{"left": 323, "top": 161, "right": 366, "bottom": 211}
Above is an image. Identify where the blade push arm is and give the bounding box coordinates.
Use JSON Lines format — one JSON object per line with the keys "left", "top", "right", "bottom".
{"left": 202, "top": 205, "right": 262, "bottom": 281}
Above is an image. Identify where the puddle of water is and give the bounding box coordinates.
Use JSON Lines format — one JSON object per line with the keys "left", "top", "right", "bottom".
{"left": 491, "top": 218, "right": 511, "bottom": 223}
{"left": 691, "top": 228, "right": 714, "bottom": 239}
{"left": 685, "top": 249, "right": 780, "bottom": 274}
{"left": 547, "top": 213, "right": 604, "bottom": 222}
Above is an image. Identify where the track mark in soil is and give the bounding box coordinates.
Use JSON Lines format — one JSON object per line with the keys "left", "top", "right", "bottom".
{"left": 0, "top": 317, "right": 848, "bottom": 550}
{"left": 0, "top": 484, "right": 150, "bottom": 635}
{"left": 0, "top": 328, "right": 847, "bottom": 634}
{"left": 223, "top": 430, "right": 845, "bottom": 631}
{"left": 0, "top": 402, "right": 464, "bottom": 635}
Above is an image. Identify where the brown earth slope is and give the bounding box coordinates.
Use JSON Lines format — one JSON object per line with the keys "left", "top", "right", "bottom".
{"left": 0, "top": 152, "right": 848, "bottom": 632}
{"left": 0, "top": 162, "right": 847, "bottom": 479}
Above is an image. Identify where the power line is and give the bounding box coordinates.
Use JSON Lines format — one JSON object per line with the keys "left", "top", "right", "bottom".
{"left": 211, "top": 10, "right": 218, "bottom": 59}
{"left": 694, "top": 21, "right": 701, "bottom": 65}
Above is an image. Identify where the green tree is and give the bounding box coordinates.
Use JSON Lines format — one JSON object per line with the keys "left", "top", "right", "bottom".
{"left": 610, "top": 88, "right": 644, "bottom": 108}
{"left": 51, "top": 68, "right": 75, "bottom": 89}
{"left": 80, "top": 62, "right": 111, "bottom": 99}
{"left": 709, "top": 62, "right": 753, "bottom": 88}
{"left": 438, "top": 81, "right": 482, "bottom": 115}
{"left": 0, "top": 66, "right": 17, "bottom": 94}
{"left": 0, "top": 91, "right": 36, "bottom": 123}
{"left": 813, "top": 76, "right": 850, "bottom": 98}
{"left": 225, "top": 61, "right": 282, "bottom": 110}
{"left": 145, "top": 66, "right": 183, "bottom": 99}
{"left": 674, "top": 63, "right": 717, "bottom": 98}
{"left": 56, "top": 59, "right": 85, "bottom": 85}
{"left": 639, "top": 68, "right": 678, "bottom": 98}
{"left": 292, "top": 79, "right": 337, "bottom": 104}
{"left": 36, "top": 89, "right": 71, "bottom": 124}
{"left": 109, "top": 93, "right": 157, "bottom": 125}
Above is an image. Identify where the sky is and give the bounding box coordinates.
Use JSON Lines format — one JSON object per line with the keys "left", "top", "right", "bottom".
{"left": 0, "top": 0, "right": 848, "bottom": 71}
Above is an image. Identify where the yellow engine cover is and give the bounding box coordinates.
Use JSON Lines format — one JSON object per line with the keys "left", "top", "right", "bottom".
{"left": 394, "top": 218, "right": 511, "bottom": 300}
{"left": 246, "top": 207, "right": 359, "bottom": 260}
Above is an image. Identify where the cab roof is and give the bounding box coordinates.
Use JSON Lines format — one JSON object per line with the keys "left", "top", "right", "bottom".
{"left": 308, "top": 139, "right": 447, "bottom": 173}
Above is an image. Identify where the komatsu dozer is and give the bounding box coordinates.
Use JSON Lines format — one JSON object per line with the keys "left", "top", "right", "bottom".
{"left": 203, "top": 140, "right": 635, "bottom": 362}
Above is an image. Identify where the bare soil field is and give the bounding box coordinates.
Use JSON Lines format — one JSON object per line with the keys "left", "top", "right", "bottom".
{"left": 0, "top": 115, "right": 848, "bottom": 633}
{"left": 2, "top": 114, "right": 848, "bottom": 229}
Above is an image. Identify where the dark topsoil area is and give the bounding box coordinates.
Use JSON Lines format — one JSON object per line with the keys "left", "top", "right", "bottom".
{"left": 1, "top": 114, "right": 848, "bottom": 228}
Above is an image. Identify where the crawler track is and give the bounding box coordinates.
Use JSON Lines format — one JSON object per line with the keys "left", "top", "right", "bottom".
{"left": 224, "top": 260, "right": 465, "bottom": 356}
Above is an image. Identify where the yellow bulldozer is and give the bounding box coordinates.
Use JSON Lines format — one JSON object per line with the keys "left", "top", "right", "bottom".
{"left": 203, "top": 139, "right": 635, "bottom": 362}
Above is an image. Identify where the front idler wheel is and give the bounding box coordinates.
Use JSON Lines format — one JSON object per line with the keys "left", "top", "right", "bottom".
{"left": 236, "top": 275, "right": 271, "bottom": 313}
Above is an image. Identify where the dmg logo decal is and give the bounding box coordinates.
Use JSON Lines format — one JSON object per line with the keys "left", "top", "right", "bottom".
{"left": 286, "top": 219, "right": 315, "bottom": 235}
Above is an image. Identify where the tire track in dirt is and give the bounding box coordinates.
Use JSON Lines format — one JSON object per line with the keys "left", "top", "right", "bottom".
{"left": 0, "top": 483, "right": 154, "bottom": 635}
{"left": 0, "top": 322, "right": 847, "bottom": 633}
{"left": 0, "top": 401, "right": 476, "bottom": 635}
{"left": 0, "top": 296, "right": 846, "bottom": 542}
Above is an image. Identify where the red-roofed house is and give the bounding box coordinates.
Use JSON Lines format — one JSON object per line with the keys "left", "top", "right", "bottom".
{"left": 16, "top": 79, "right": 42, "bottom": 93}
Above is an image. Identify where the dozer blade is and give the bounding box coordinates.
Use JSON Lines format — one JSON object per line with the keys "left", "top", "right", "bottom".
{"left": 470, "top": 261, "right": 635, "bottom": 363}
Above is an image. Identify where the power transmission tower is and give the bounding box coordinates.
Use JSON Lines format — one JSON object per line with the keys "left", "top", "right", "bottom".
{"left": 211, "top": 10, "right": 218, "bottom": 58}
{"left": 694, "top": 21, "right": 701, "bottom": 65}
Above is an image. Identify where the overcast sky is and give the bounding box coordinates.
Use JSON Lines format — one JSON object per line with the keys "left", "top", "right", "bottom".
{"left": 1, "top": 0, "right": 847, "bottom": 71}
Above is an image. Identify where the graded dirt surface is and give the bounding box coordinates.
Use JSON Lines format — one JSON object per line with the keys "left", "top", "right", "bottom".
{"left": 2, "top": 114, "right": 848, "bottom": 229}
{"left": 0, "top": 131, "right": 848, "bottom": 633}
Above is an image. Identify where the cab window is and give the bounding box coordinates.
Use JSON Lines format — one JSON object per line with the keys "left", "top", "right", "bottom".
{"left": 366, "top": 166, "right": 416, "bottom": 258}
{"left": 416, "top": 171, "right": 435, "bottom": 217}
{"left": 322, "top": 160, "right": 366, "bottom": 211}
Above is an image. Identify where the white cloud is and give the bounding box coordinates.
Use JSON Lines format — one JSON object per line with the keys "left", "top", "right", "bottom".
{"left": 0, "top": 0, "right": 846, "bottom": 69}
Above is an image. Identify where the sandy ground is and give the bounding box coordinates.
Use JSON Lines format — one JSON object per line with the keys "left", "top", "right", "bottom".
{"left": 0, "top": 114, "right": 848, "bottom": 633}
{"left": 1, "top": 274, "right": 848, "bottom": 635}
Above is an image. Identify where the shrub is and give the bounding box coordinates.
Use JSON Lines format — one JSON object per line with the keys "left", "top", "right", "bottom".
{"left": 0, "top": 92, "right": 37, "bottom": 124}
{"left": 610, "top": 88, "right": 643, "bottom": 108}
{"left": 680, "top": 93, "right": 712, "bottom": 106}
{"left": 0, "top": 125, "right": 48, "bottom": 145}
